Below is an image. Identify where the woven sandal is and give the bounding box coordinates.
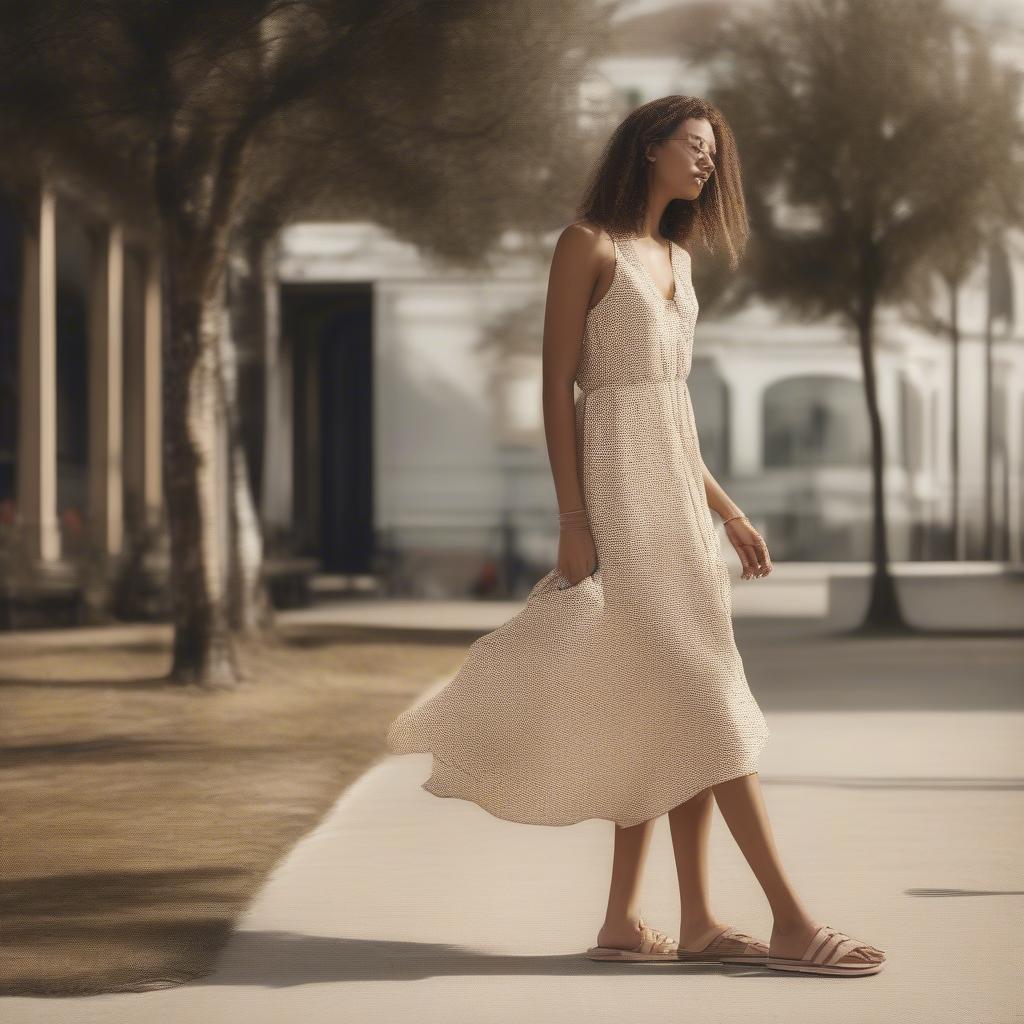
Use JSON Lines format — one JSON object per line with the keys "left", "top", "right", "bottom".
{"left": 764, "top": 924, "right": 886, "bottom": 976}
{"left": 674, "top": 924, "right": 769, "bottom": 964}
{"left": 585, "top": 913, "right": 679, "bottom": 962}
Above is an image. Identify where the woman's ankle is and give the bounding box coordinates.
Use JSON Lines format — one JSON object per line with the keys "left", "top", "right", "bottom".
{"left": 601, "top": 908, "right": 642, "bottom": 929}
{"left": 679, "top": 914, "right": 720, "bottom": 933}
{"left": 771, "top": 908, "right": 815, "bottom": 932}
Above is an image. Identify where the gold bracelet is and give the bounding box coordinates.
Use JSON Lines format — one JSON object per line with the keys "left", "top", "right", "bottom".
{"left": 721, "top": 512, "right": 748, "bottom": 526}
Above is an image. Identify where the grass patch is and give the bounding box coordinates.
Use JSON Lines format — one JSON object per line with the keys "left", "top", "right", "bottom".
{"left": 0, "top": 624, "right": 465, "bottom": 996}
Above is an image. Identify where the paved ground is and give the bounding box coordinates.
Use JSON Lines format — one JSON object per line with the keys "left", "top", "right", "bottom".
{"left": 3, "top": 599, "right": 1022, "bottom": 1022}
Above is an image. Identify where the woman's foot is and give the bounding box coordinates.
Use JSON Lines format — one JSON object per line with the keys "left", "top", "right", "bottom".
{"left": 770, "top": 917, "right": 885, "bottom": 967}
{"left": 596, "top": 914, "right": 676, "bottom": 952}
{"left": 595, "top": 920, "right": 644, "bottom": 950}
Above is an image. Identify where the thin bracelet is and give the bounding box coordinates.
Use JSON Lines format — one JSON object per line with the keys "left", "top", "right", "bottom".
{"left": 559, "top": 506, "right": 590, "bottom": 531}
{"left": 721, "top": 512, "right": 748, "bottom": 526}
{"left": 558, "top": 507, "right": 588, "bottom": 522}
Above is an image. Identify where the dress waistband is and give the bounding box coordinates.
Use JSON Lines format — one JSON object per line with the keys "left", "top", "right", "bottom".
{"left": 578, "top": 375, "right": 688, "bottom": 397}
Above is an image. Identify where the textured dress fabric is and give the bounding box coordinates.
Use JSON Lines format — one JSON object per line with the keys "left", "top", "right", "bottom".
{"left": 386, "top": 232, "right": 771, "bottom": 829}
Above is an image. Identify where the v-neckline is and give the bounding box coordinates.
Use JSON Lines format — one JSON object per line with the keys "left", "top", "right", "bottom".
{"left": 625, "top": 234, "right": 676, "bottom": 303}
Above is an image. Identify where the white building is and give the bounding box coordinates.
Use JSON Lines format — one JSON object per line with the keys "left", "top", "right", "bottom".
{"left": 264, "top": 3, "right": 1024, "bottom": 596}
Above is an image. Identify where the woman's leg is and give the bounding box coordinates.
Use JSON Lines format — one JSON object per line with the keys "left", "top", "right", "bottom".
{"left": 711, "top": 772, "right": 884, "bottom": 965}
{"left": 595, "top": 818, "right": 658, "bottom": 948}
{"left": 667, "top": 786, "right": 727, "bottom": 947}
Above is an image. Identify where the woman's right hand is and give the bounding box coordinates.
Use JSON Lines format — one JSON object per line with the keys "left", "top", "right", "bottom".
{"left": 556, "top": 510, "right": 598, "bottom": 587}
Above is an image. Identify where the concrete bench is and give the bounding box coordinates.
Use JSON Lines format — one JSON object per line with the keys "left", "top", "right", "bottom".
{"left": 826, "top": 562, "right": 1024, "bottom": 631}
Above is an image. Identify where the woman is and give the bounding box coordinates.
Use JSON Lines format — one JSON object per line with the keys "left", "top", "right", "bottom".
{"left": 387, "top": 96, "right": 885, "bottom": 977}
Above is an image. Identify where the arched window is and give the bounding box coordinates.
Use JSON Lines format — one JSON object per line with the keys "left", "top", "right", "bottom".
{"left": 763, "top": 375, "right": 868, "bottom": 467}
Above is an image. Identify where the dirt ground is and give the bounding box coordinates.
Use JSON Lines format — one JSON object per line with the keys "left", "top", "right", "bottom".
{"left": 0, "top": 622, "right": 470, "bottom": 997}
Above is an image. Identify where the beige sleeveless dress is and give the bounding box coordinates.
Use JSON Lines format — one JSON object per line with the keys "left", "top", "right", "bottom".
{"left": 386, "top": 232, "right": 770, "bottom": 829}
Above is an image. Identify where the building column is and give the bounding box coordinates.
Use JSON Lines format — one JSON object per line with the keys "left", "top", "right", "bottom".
{"left": 724, "top": 373, "right": 763, "bottom": 476}
{"left": 921, "top": 384, "right": 937, "bottom": 488}
{"left": 958, "top": 338, "right": 988, "bottom": 558}
{"left": 16, "top": 178, "right": 59, "bottom": 562}
{"left": 88, "top": 221, "right": 124, "bottom": 556}
{"left": 261, "top": 244, "right": 293, "bottom": 531}
{"left": 142, "top": 250, "right": 163, "bottom": 526}
{"left": 925, "top": 384, "right": 942, "bottom": 543}
{"left": 1005, "top": 373, "right": 1022, "bottom": 563}
{"left": 877, "top": 362, "right": 902, "bottom": 467}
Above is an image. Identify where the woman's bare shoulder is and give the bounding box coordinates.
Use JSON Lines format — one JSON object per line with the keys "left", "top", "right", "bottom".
{"left": 553, "top": 221, "right": 614, "bottom": 267}
{"left": 561, "top": 219, "right": 612, "bottom": 247}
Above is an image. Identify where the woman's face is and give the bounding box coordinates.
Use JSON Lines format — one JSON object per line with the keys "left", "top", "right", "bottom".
{"left": 648, "top": 116, "right": 717, "bottom": 201}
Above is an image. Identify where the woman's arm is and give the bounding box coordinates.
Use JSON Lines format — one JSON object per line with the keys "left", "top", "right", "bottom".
{"left": 700, "top": 459, "right": 773, "bottom": 579}
{"left": 700, "top": 461, "right": 743, "bottom": 523}
{"left": 688, "top": 252, "right": 771, "bottom": 580}
{"left": 540, "top": 223, "right": 608, "bottom": 584}
{"left": 540, "top": 223, "right": 606, "bottom": 514}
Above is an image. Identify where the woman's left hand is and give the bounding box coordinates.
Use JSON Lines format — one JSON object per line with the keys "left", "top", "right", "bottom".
{"left": 723, "top": 516, "right": 772, "bottom": 579}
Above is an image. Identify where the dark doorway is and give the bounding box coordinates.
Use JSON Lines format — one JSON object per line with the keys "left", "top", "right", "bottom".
{"left": 284, "top": 284, "right": 374, "bottom": 572}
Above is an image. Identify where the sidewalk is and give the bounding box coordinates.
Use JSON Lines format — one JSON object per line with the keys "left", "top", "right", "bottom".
{"left": 3, "top": 618, "right": 1021, "bottom": 1023}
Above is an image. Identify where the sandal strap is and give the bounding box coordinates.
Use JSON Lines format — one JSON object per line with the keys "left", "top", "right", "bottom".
{"left": 643, "top": 925, "right": 675, "bottom": 954}
{"left": 803, "top": 925, "right": 883, "bottom": 964}
{"left": 708, "top": 928, "right": 768, "bottom": 954}
{"left": 637, "top": 920, "right": 677, "bottom": 954}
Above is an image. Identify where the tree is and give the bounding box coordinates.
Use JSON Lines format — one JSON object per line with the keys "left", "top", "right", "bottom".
{"left": 898, "top": 19, "right": 1024, "bottom": 561}
{"left": 0, "top": 0, "right": 609, "bottom": 684}
{"left": 686, "top": 0, "right": 1024, "bottom": 631}
{"left": 215, "top": 0, "right": 613, "bottom": 624}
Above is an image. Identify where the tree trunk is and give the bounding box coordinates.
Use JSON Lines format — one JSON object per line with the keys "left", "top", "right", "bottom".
{"left": 161, "top": 225, "right": 241, "bottom": 687}
{"left": 856, "top": 297, "right": 909, "bottom": 632}
{"left": 218, "top": 283, "right": 273, "bottom": 635}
